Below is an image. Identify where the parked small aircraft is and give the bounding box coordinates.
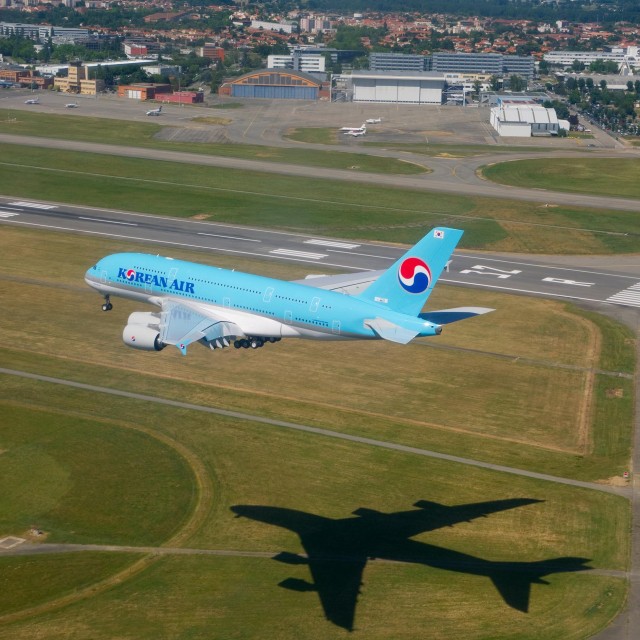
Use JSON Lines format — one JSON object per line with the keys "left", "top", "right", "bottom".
{"left": 339, "top": 123, "right": 366, "bottom": 134}
{"left": 146, "top": 105, "right": 162, "bottom": 116}
{"left": 344, "top": 129, "right": 366, "bottom": 137}
{"left": 24, "top": 97, "right": 39, "bottom": 104}
{"left": 65, "top": 102, "right": 78, "bottom": 108}
{"left": 365, "top": 117, "right": 382, "bottom": 124}
{"left": 85, "top": 227, "right": 493, "bottom": 356}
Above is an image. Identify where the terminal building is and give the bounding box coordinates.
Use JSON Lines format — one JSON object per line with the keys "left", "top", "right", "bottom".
{"left": 267, "top": 53, "right": 326, "bottom": 74}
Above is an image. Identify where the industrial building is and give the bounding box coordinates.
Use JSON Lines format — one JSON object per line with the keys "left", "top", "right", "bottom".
{"left": 350, "top": 71, "right": 445, "bottom": 104}
{"left": 369, "top": 53, "right": 427, "bottom": 72}
{"left": 53, "top": 61, "right": 104, "bottom": 95}
{"left": 219, "top": 70, "right": 324, "bottom": 100}
{"left": 117, "top": 83, "right": 172, "bottom": 100}
{"left": 267, "top": 53, "right": 326, "bottom": 74}
{"left": 431, "top": 52, "right": 535, "bottom": 80}
{"left": 490, "top": 104, "right": 559, "bottom": 137}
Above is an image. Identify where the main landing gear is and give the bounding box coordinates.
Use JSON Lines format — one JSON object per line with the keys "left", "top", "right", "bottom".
{"left": 102, "top": 295, "right": 113, "bottom": 312}
{"left": 233, "top": 336, "right": 280, "bottom": 350}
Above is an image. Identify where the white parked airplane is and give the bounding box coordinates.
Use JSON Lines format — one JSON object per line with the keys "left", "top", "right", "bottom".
{"left": 339, "top": 123, "right": 366, "bottom": 134}
{"left": 24, "top": 97, "right": 39, "bottom": 104}
{"left": 345, "top": 129, "right": 366, "bottom": 137}
{"left": 365, "top": 117, "right": 382, "bottom": 124}
{"left": 65, "top": 102, "right": 78, "bottom": 108}
{"left": 146, "top": 105, "right": 162, "bottom": 116}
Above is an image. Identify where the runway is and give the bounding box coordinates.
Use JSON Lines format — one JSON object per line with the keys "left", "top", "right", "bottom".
{"left": 1, "top": 195, "right": 639, "bottom": 314}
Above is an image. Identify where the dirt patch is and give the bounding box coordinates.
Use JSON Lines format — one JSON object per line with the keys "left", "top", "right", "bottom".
{"left": 191, "top": 214, "right": 210, "bottom": 220}
{"left": 598, "top": 476, "right": 630, "bottom": 486}
{"left": 606, "top": 388, "right": 624, "bottom": 398}
{"left": 23, "top": 527, "right": 49, "bottom": 542}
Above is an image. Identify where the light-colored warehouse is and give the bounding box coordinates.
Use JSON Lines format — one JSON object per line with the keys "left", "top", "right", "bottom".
{"left": 350, "top": 71, "right": 445, "bottom": 104}
{"left": 490, "top": 104, "right": 559, "bottom": 137}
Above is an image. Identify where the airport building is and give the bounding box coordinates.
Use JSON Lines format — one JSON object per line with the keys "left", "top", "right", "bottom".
{"left": 369, "top": 53, "right": 427, "bottom": 72}
{"left": 219, "top": 69, "right": 324, "bottom": 100}
{"left": 117, "top": 83, "right": 172, "bottom": 100}
{"left": 267, "top": 53, "right": 326, "bottom": 74}
{"left": 490, "top": 104, "right": 559, "bottom": 137}
{"left": 430, "top": 52, "right": 535, "bottom": 80}
{"left": 350, "top": 71, "right": 445, "bottom": 104}
{"left": 53, "top": 61, "right": 104, "bottom": 95}
{"left": 543, "top": 50, "right": 626, "bottom": 67}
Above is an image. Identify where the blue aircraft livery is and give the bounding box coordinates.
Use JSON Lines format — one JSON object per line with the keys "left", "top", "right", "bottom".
{"left": 85, "top": 227, "right": 493, "bottom": 355}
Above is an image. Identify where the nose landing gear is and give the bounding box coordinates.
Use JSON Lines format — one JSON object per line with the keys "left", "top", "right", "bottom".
{"left": 101, "top": 295, "right": 113, "bottom": 312}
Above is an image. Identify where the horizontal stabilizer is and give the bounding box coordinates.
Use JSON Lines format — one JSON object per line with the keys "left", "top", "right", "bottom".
{"left": 279, "top": 577, "right": 316, "bottom": 592}
{"left": 364, "top": 318, "right": 420, "bottom": 344}
{"left": 420, "top": 307, "right": 494, "bottom": 325}
{"left": 274, "top": 551, "right": 308, "bottom": 565}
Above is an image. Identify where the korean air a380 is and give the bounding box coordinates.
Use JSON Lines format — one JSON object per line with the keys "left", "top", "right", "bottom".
{"left": 85, "top": 227, "right": 492, "bottom": 355}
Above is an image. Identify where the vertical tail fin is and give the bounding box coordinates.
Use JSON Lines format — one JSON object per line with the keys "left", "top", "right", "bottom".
{"left": 356, "top": 227, "right": 463, "bottom": 316}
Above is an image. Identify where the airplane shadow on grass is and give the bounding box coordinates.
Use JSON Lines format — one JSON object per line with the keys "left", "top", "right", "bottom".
{"left": 231, "top": 498, "right": 591, "bottom": 632}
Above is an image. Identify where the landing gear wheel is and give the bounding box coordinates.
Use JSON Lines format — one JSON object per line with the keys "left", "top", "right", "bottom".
{"left": 102, "top": 296, "right": 113, "bottom": 312}
{"left": 250, "top": 338, "right": 263, "bottom": 349}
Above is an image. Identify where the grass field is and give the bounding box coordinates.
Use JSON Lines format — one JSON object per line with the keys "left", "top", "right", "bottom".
{"left": 482, "top": 158, "right": 640, "bottom": 199}
{"left": 0, "top": 226, "right": 634, "bottom": 638}
{"left": 0, "top": 109, "right": 426, "bottom": 175}
{"left": 1, "top": 143, "right": 639, "bottom": 254}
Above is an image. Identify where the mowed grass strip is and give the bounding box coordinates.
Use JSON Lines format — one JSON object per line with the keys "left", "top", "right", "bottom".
{"left": 0, "top": 109, "right": 425, "bottom": 175}
{"left": 482, "top": 158, "right": 640, "bottom": 199}
{"left": 0, "top": 227, "right": 634, "bottom": 480}
{"left": 1, "top": 142, "right": 638, "bottom": 253}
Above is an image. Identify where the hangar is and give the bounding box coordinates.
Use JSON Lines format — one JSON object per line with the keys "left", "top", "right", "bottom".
{"left": 219, "top": 69, "right": 323, "bottom": 100}
{"left": 350, "top": 71, "right": 445, "bottom": 104}
{"left": 490, "top": 104, "right": 559, "bottom": 137}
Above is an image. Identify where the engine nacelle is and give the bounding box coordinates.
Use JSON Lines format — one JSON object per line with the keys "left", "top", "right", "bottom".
{"left": 122, "top": 324, "right": 165, "bottom": 351}
{"left": 127, "top": 311, "right": 161, "bottom": 328}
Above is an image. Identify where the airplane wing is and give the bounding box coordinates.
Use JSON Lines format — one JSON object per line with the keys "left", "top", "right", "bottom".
{"left": 159, "top": 300, "right": 241, "bottom": 354}
{"left": 306, "top": 555, "right": 365, "bottom": 631}
{"left": 293, "top": 270, "right": 384, "bottom": 295}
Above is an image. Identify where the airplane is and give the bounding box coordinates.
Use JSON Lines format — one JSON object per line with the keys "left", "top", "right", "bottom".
{"left": 339, "top": 123, "right": 366, "bottom": 134}
{"left": 344, "top": 129, "right": 366, "bottom": 137}
{"left": 365, "top": 117, "right": 382, "bottom": 124}
{"left": 65, "top": 102, "right": 78, "bottom": 108}
{"left": 231, "top": 500, "right": 591, "bottom": 631}
{"left": 24, "top": 97, "right": 39, "bottom": 104}
{"left": 85, "top": 227, "right": 493, "bottom": 355}
{"left": 146, "top": 105, "right": 162, "bottom": 116}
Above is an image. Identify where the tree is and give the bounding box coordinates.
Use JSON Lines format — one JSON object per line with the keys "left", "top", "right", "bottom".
{"left": 571, "top": 59, "right": 585, "bottom": 72}
{"left": 509, "top": 74, "right": 526, "bottom": 92}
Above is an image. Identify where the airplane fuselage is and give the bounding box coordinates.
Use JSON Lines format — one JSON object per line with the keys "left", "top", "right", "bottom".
{"left": 86, "top": 252, "right": 441, "bottom": 342}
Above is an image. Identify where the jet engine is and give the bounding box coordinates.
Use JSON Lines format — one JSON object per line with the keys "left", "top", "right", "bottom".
{"left": 122, "top": 312, "right": 165, "bottom": 351}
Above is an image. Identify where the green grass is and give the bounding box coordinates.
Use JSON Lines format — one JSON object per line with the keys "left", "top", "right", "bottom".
{"left": 482, "top": 158, "right": 640, "bottom": 199}
{"left": 363, "top": 141, "right": 554, "bottom": 157}
{"left": 0, "top": 404, "right": 196, "bottom": 545}
{"left": 0, "top": 228, "right": 633, "bottom": 638}
{"left": 0, "top": 109, "right": 426, "bottom": 175}
{"left": 0, "top": 227, "right": 634, "bottom": 482}
{"left": 285, "top": 126, "right": 340, "bottom": 145}
{"left": 0, "top": 553, "right": 142, "bottom": 617}
{"left": 1, "top": 143, "right": 639, "bottom": 254}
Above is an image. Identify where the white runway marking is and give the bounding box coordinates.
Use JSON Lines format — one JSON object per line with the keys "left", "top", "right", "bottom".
{"left": 9, "top": 201, "right": 57, "bottom": 210}
{"left": 0, "top": 211, "right": 19, "bottom": 218}
{"left": 305, "top": 239, "right": 361, "bottom": 249}
{"left": 607, "top": 283, "right": 640, "bottom": 308}
{"left": 79, "top": 217, "right": 138, "bottom": 226}
{"left": 198, "top": 232, "right": 260, "bottom": 242}
{"left": 270, "top": 248, "right": 328, "bottom": 260}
